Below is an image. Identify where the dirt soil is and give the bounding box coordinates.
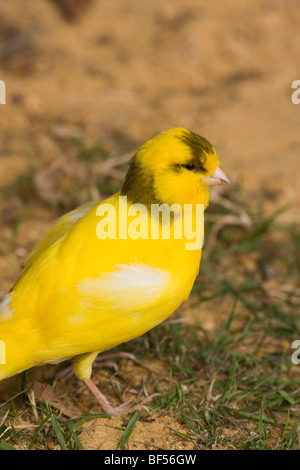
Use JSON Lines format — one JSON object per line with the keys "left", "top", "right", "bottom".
{"left": 0, "top": 0, "right": 299, "bottom": 450}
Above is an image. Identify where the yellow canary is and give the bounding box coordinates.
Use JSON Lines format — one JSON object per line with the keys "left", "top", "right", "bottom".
{"left": 0, "top": 128, "right": 229, "bottom": 415}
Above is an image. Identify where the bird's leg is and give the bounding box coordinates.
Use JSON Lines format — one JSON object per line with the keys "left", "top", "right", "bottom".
{"left": 84, "top": 378, "right": 158, "bottom": 416}
{"left": 73, "top": 351, "right": 159, "bottom": 416}
{"left": 57, "top": 351, "right": 137, "bottom": 379}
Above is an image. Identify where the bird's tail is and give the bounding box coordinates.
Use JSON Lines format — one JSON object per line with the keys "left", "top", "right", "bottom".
{"left": 0, "top": 315, "right": 38, "bottom": 382}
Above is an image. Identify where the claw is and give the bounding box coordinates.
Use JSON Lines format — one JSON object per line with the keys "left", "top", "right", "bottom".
{"left": 84, "top": 378, "right": 159, "bottom": 417}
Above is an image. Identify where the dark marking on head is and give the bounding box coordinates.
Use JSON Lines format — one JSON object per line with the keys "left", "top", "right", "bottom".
{"left": 177, "top": 130, "right": 214, "bottom": 174}
{"left": 121, "top": 157, "right": 163, "bottom": 206}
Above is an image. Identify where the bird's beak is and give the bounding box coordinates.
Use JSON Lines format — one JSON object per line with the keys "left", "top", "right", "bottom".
{"left": 208, "top": 166, "right": 230, "bottom": 186}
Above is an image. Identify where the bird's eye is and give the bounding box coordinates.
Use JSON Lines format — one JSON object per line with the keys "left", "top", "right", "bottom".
{"left": 182, "top": 164, "right": 195, "bottom": 171}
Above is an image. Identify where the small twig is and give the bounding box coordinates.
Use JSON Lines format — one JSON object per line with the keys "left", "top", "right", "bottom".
{"left": 27, "top": 389, "right": 39, "bottom": 423}
{"left": 0, "top": 410, "right": 10, "bottom": 439}
{"left": 93, "top": 152, "right": 133, "bottom": 175}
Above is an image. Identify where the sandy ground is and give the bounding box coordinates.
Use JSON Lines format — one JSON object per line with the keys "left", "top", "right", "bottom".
{"left": 0, "top": 0, "right": 299, "bottom": 450}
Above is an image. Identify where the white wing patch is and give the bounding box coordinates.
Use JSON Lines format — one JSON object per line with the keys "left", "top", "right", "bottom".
{"left": 76, "top": 263, "right": 171, "bottom": 315}
{"left": 68, "top": 202, "right": 96, "bottom": 223}
{"left": 0, "top": 294, "right": 14, "bottom": 322}
{"left": 101, "top": 263, "right": 169, "bottom": 291}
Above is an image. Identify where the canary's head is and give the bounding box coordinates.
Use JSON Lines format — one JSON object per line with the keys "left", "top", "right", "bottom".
{"left": 121, "top": 127, "right": 230, "bottom": 209}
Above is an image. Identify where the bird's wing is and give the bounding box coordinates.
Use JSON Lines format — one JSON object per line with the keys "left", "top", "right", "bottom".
{"left": 64, "top": 262, "right": 176, "bottom": 355}
{"left": 77, "top": 262, "right": 172, "bottom": 314}
{"left": 23, "top": 201, "right": 97, "bottom": 269}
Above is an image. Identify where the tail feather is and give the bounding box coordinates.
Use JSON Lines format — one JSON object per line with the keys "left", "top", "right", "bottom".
{"left": 0, "top": 332, "right": 32, "bottom": 381}
{"left": 0, "top": 317, "right": 38, "bottom": 382}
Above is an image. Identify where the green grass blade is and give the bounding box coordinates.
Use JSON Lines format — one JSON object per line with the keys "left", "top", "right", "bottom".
{"left": 117, "top": 412, "right": 140, "bottom": 450}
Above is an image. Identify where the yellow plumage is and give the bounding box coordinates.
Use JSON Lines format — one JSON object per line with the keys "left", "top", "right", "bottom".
{"left": 0, "top": 127, "right": 229, "bottom": 414}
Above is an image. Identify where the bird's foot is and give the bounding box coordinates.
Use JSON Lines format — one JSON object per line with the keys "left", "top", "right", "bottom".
{"left": 84, "top": 378, "right": 159, "bottom": 417}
